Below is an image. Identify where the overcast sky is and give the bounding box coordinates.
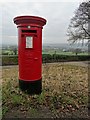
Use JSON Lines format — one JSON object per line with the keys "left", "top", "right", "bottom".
{"left": 0, "top": 0, "right": 85, "bottom": 45}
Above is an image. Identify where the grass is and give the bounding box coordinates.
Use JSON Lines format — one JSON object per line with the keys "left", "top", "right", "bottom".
{"left": 2, "top": 63, "right": 88, "bottom": 118}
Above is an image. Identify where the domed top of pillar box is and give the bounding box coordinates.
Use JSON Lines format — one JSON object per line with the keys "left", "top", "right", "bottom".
{"left": 13, "top": 16, "right": 47, "bottom": 27}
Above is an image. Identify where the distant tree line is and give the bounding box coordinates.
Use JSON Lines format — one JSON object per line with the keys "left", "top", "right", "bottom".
{"left": 2, "top": 48, "right": 17, "bottom": 55}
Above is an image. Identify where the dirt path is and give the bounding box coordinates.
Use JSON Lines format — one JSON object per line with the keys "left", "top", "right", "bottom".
{"left": 62, "top": 61, "right": 89, "bottom": 67}
{"left": 1, "top": 61, "right": 89, "bottom": 68}
{"left": 43, "top": 61, "right": 89, "bottom": 68}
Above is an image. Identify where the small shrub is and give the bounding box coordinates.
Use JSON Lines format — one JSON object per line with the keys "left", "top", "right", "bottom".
{"left": 11, "top": 94, "right": 22, "bottom": 106}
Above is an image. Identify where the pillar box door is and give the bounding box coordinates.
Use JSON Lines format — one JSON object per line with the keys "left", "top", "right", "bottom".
{"left": 13, "top": 16, "right": 46, "bottom": 94}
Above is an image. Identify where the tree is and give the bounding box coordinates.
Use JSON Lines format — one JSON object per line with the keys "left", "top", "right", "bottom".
{"left": 73, "top": 48, "right": 81, "bottom": 55}
{"left": 67, "top": 1, "right": 90, "bottom": 45}
{"left": 13, "top": 48, "right": 17, "bottom": 55}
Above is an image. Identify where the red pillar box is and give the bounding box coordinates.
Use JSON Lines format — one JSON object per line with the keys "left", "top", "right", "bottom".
{"left": 13, "top": 16, "right": 46, "bottom": 94}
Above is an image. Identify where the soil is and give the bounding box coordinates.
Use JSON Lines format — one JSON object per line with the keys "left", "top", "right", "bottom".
{"left": 2, "top": 106, "right": 89, "bottom": 119}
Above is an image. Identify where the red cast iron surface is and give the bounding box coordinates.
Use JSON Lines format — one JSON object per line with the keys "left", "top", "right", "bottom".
{"left": 14, "top": 16, "right": 46, "bottom": 26}
{"left": 14, "top": 16, "right": 46, "bottom": 81}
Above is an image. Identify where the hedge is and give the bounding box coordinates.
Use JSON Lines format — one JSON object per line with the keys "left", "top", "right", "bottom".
{"left": 2, "top": 55, "right": 18, "bottom": 66}
{"left": 1, "top": 54, "right": 90, "bottom": 65}
{"left": 42, "top": 54, "right": 90, "bottom": 63}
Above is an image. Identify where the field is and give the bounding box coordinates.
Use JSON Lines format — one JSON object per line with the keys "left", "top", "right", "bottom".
{"left": 2, "top": 62, "right": 89, "bottom": 118}
{"left": 42, "top": 49, "right": 88, "bottom": 56}
{"left": 2, "top": 49, "right": 88, "bottom": 56}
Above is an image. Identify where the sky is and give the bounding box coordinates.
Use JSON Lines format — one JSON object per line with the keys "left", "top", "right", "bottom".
{"left": 0, "top": 0, "right": 86, "bottom": 45}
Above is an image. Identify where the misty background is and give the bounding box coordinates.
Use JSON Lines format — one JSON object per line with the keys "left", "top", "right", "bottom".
{"left": 1, "top": 2, "right": 81, "bottom": 46}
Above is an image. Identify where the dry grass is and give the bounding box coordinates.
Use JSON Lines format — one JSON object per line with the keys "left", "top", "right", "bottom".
{"left": 2, "top": 63, "right": 88, "bottom": 118}
{"left": 43, "top": 63, "right": 88, "bottom": 96}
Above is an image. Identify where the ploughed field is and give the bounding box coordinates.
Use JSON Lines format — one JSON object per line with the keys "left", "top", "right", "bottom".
{"left": 2, "top": 63, "right": 89, "bottom": 118}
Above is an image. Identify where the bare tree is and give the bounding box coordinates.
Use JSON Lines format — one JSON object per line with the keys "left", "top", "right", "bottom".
{"left": 67, "top": 1, "right": 90, "bottom": 45}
